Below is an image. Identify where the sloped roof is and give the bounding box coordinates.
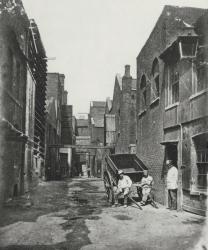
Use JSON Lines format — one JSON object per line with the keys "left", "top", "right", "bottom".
{"left": 106, "top": 97, "right": 113, "bottom": 112}
{"left": 137, "top": 5, "right": 207, "bottom": 59}
{"left": 116, "top": 74, "right": 122, "bottom": 90}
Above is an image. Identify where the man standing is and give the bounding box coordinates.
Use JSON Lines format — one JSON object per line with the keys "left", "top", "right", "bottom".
{"left": 113, "top": 170, "right": 132, "bottom": 208}
{"left": 166, "top": 160, "right": 178, "bottom": 210}
{"left": 140, "top": 170, "right": 154, "bottom": 206}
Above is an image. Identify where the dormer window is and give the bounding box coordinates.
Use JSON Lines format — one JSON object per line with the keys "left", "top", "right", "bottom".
{"left": 179, "top": 36, "right": 198, "bottom": 59}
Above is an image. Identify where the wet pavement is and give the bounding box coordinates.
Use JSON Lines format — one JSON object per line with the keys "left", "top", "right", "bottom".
{"left": 0, "top": 178, "right": 207, "bottom": 250}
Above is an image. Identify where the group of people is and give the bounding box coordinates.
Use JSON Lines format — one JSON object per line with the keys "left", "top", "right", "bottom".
{"left": 113, "top": 159, "right": 178, "bottom": 210}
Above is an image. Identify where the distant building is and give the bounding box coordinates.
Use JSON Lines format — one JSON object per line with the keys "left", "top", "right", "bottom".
{"left": 60, "top": 104, "right": 74, "bottom": 177}
{"left": 0, "top": 0, "right": 47, "bottom": 205}
{"left": 89, "top": 101, "right": 105, "bottom": 145}
{"left": 136, "top": 5, "right": 207, "bottom": 215}
{"left": 74, "top": 115, "right": 91, "bottom": 177}
{"left": 45, "top": 73, "right": 63, "bottom": 180}
{"left": 104, "top": 65, "right": 137, "bottom": 154}
{"left": 45, "top": 73, "right": 74, "bottom": 179}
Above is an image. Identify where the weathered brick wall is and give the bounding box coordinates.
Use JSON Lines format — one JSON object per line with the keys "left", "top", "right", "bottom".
{"left": 110, "top": 70, "right": 136, "bottom": 154}
{"left": 136, "top": 6, "right": 206, "bottom": 205}
{"left": 91, "top": 126, "right": 104, "bottom": 144}
{"left": 0, "top": 25, "right": 28, "bottom": 203}
{"left": 61, "top": 105, "right": 73, "bottom": 144}
{"left": 110, "top": 76, "right": 122, "bottom": 152}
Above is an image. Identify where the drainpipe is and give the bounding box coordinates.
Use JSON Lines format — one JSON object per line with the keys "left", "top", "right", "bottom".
{"left": 177, "top": 124, "right": 183, "bottom": 211}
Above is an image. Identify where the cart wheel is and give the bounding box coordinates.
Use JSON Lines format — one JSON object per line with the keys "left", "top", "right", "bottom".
{"left": 103, "top": 173, "right": 114, "bottom": 204}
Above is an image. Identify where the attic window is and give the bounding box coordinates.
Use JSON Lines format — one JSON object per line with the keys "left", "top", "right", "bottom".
{"left": 179, "top": 36, "right": 198, "bottom": 59}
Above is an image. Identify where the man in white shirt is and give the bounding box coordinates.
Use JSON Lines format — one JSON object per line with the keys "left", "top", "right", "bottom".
{"left": 166, "top": 159, "right": 178, "bottom": 210}
{"left": 114, "top": 170, "right": 132, "bottom": 208}
{"left": 140, "top": 170, "right": 154, "bottom": 206}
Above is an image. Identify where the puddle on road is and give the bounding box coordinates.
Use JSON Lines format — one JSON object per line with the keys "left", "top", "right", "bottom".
{"left": 113, "top": 215, "right": 132, "bottom": 220}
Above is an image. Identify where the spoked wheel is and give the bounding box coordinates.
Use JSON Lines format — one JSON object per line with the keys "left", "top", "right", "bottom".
{"left": 103, "top": 173, "right": 114, "bottom": 204}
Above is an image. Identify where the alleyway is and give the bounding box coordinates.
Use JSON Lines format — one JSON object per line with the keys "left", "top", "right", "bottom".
{"left": 0, "top": 178, "right": 206, "bottom": 250}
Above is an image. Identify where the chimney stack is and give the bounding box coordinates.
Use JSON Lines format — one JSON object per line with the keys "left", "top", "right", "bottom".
{"left": 124, "top": 65, "right": 131, "bottom": 77}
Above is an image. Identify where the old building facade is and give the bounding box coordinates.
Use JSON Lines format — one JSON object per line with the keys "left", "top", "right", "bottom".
{"left": 105, "top": 65, "right": 137, "bottom": 154}
{"left": 45, "top": 73, "right": 63, "bottom": 180}
{"left": 74, "top": 114, "right": 91, "bottom": 177}
{"left": 136, "top": 5, "right": 207, "bottom": 215}
{"left": 0, "top": 0, "right": 47, "bottom": 205}
{"left": 89, "top": 101, "right": 106, "bottom": 145}
{"left": 45, "top": 73, "right": 73, "bottom": 179}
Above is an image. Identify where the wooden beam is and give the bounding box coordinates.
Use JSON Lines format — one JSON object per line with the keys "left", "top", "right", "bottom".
{"left": 48, "top": 144, "right": 114, "bottom": 149}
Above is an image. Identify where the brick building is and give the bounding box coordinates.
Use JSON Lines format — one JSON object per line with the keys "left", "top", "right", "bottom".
{"left": 45, "top": 73, "right": 74, "bottom": 179}
{"left": 28, "top": 19, "right": 47, "bottom": 185}
{"left": 104, "top": 97, "right": 116, "bottom": 149}
{"left": 89, "top": 101, "right": 106, "bottom": 145}
{"left": 45, "top": 73, "right": 63, "bottom": 180}
{"left": 105, "top": 65, "right": 137, "bottom": 154}
{"left": 74, "top": 114, "right": 91, "bottom": 176}
{"left": 136, "top": 5, "right": 207, "bottom": 215}
{"left": 60, "top": 104, "right": 74, "bottom": 177}
{"left": 0, "top": 0, "right": 47, "bottom": 205}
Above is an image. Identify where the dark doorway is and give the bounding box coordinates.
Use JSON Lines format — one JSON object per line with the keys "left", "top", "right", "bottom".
{"left": 165, "top": 143, "right": 178, "bottom": 209}
{"left": 13, "top": 184, "right": 18, "bottom": 197}
{"left": 165, "top": 144, "right": 178, "bottom": 167}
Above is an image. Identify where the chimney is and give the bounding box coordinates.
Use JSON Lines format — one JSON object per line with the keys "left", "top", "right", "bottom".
{"left": 124, "top": 65, "right": 131, "bottom": 77}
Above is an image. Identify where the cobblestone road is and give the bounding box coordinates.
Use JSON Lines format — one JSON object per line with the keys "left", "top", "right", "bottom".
{"left": 0, "top": 178, "right": 207, "bottom": 250}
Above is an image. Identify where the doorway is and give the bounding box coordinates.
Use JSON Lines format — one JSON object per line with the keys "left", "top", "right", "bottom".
{"left": 165, "top": 143, "right": 178, "bottom": 208}
{"left": 165, "top": 144, "right": 178, "bottom": 167}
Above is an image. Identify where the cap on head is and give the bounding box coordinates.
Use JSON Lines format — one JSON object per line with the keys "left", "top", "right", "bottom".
{"left": 143, "top": 170, "right": 148, "bottom": 175}
{"left": 166, "top": 159, "right": 173, "bottom": 166}
{"left": 118, "top": 170, "right": 124, "bottom": 175}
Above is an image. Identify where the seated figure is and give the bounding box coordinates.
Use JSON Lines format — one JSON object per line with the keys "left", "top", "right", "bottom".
{"left": 140, "top": 170, "right": 154, "bottom": 206}
{"left": 113, "top": 170, "right": 132, "bottom": 208}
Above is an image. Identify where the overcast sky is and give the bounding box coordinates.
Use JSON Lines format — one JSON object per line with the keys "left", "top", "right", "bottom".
{"left": 22, "top": 0, "right": 208, "bottom": 115}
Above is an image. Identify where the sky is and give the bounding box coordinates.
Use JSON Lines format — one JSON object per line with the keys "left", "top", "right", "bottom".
{"left": 22, "top": 0, "right": 208, "bottom": 115}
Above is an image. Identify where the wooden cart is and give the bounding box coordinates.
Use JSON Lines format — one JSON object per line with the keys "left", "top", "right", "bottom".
{"left": 103, "top": 154, "right": 148, "bottom": 204}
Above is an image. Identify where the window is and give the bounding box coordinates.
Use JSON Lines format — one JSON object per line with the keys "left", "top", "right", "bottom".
{"left": 151, "top": 59, "right": 160, "bottom": 100}
{"left": 140, "top": 75, "right": 147, "bottom": 111}
{"left": 7, "top": 48, "right": 14, "bottom": 91}
{"left": 192, "top": 50, "right": 207, "bottom": 94}
{"left": 165, "top": 62, "right": 179, "bottom": 106}
{"left": 193, "top": 135, "right": 208, "bottom": 192}
{"left": 179, "top": 38, "right": 198, "bottom": 59}
{"left": 13, "top": 61, "right": 21, "bottom": 99}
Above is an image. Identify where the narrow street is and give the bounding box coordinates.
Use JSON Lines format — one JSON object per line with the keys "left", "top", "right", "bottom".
{"left": 0, "top": 178, "right": 205, "bottom": 250}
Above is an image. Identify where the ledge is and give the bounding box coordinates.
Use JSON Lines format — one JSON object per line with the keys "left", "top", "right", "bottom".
{"left": 138, "top": 109, "right": 147, "bottom": 117}
{"left": 150, "top": 97, "right": 160, "bottom": 107}
{"left": 189, "top": 89, "right": 208, "bottom": 101}
{"left": 165, "top": 102, "right": 179, "bottom": 111}
{"left": 190, "top": 190, "right": 207, "bottom": 196}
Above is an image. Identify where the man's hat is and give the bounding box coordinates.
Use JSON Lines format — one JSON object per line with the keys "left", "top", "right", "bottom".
{"left": 166, "top": 159, "right": 173, "bottom": 166}
{"left": 118, "top": 170, "right": 124, "bottom": 175}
